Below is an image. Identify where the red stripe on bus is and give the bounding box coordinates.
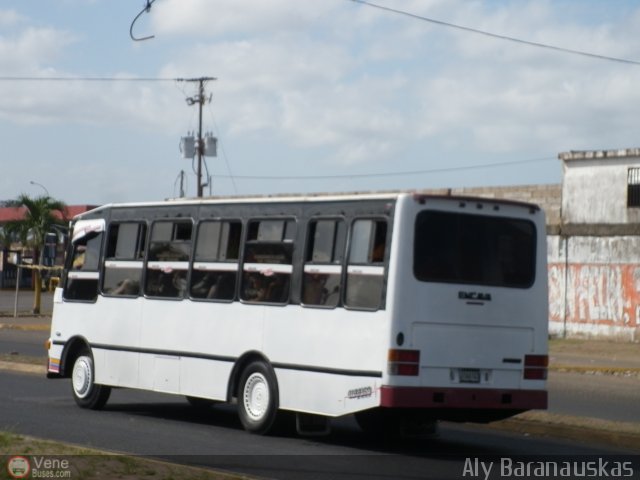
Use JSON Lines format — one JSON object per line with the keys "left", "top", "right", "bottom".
{"left": 380, "top": 386, "right": 547, "bottom": 410}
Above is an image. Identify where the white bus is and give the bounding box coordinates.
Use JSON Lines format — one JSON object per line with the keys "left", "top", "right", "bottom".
{"left": 47, "top": 192, "right": 548, "bottom": 435}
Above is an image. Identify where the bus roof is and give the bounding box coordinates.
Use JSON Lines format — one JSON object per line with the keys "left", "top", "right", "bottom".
{"left": 72, "top": 190, "right": 541, "bottom": 220}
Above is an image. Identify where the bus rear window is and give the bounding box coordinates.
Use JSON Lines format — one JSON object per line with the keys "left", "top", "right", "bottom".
{"left": 414, "top": 211, "right": 536, "bottom": 288}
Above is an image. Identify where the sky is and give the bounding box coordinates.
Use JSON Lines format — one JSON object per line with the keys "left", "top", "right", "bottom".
{"left": 1, "top": 0, "right": 640, "bottom": 205}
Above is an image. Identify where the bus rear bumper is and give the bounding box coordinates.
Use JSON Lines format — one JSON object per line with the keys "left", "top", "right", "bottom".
{"left": 380, "top": 386, "right": 547, "bottom": 411}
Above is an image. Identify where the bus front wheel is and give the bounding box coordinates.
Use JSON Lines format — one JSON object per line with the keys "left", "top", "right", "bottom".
{"left": 237, "top": 361, "right": 279, "bottom": 434}
{"left": 71, "top": 350, "right": 111, "bottom": 410}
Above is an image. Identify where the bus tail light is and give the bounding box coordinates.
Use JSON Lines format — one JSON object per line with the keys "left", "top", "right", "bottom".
{"left": 523, "top": 354, "right": 548, "bottom": 380}
{"left": 388, "top": 349, "right": 420, "bottom": 376}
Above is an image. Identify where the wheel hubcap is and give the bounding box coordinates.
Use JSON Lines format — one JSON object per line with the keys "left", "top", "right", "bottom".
{"left": 243, "top": 372, "right": 269, "bottom": 421}
{"left": 72, "top": 356, "right": 92, "bottom": 399}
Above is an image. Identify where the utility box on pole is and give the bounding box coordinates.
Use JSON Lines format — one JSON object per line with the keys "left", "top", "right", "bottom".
{"left": 180, "top": 136, "right": 196, "bottom": 158}
{"left": 204, "top": 134, "right": 217, "bottom": 157}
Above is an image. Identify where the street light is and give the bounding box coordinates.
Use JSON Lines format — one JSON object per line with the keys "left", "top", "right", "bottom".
{"left": 29, "top": 180, "right": 49, "bottom": 197}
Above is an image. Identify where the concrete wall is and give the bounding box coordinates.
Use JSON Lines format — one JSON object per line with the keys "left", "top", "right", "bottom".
{"left": 548, "top": 235, "right": 640, "bottom": 341}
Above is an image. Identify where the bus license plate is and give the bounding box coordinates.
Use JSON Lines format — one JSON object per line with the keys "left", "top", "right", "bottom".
{"left": 459, "top": 369, "right": 481, "bottom": 383}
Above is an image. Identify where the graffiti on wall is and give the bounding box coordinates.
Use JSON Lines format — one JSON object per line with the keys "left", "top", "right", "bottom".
{"left": 549, "top": 263, "right": 640, "bottom": 330}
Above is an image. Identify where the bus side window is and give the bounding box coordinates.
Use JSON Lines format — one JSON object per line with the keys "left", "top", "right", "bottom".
{"left": 241, "top": 219, "right": 295, "bottom": 304}
{"left": 64, "top": 231, "right": 103, "bottom": 302}
{"left": 302, "top": 219, "right": 345, "bottom": 308}
{"left": 345, "top": 219, "right": 387, "bottom": 310}
{"left": 190, "top": 220, "right": 241, "bottom": 301}
{"left": 144, "top": 220, "right": 192, "bottom": 298}
{"left": 102, "top": 222, "right": 147, "bottom": 297}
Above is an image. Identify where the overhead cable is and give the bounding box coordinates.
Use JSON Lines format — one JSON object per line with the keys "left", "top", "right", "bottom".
{"left": 348, "top": 0, "right": 640, "bottom": 66}
{"left": 0, "top": 76, "right": 176, "bottom": 82}
{"left": 213, "top": 156, "right": 557, "bottom": 181}
{"left": 130, "top": 0, "right": 157, "bottom": 41}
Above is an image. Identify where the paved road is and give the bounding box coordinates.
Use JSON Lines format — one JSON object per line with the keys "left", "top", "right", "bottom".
{"left": 1, "top": 371, "right": 633, "bottom": 480}
{"left": 0, "top": 329, "right": 49, "bottom": 357}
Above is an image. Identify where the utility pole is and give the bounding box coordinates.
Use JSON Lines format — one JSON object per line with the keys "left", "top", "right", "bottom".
{"left": 179, "top": 76, "right": 216, "bottom": 197}
{"left": 179, "top": 170, "right": 186, "bottom": 198}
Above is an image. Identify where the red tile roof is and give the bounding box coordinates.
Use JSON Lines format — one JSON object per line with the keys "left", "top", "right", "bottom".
{"left": 0, "top": 205, "right": 97, "bottom": 223}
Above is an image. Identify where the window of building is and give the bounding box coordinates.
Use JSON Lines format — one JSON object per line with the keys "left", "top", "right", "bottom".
{"left": 241, "top": 219, "right": 295, "bottom": 304}
{"left": 302, "top": 219, "right": 346, "bottom": 307}
{"left": 190, "top": 220, "right": 241, "bottom": 301}
{"left": 102, "top": 222, "right": 147, "bottom": 296}
{"left": 628, "top": 168, "right": 640, "bottom": 207}
{"left": 345, "top": 219, "right": 387, "bottom": 309}
{"left": 144, "top": 220, "right": 192, "bottom": 298}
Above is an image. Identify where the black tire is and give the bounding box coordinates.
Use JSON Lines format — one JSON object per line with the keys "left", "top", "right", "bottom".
{"left": 70, "top": 350, "right": 111, "bottom": 410}
{"left": 237, "top": 361, "right": 279, "bottom": 434}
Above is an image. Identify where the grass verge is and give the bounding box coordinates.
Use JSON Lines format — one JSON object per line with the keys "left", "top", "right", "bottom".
{"left": 0, "top": 432, "right": 249, "bottom": 480}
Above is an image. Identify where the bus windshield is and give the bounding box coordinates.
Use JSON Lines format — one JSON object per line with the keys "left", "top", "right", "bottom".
{"left": 413, "top": 210, "right": 536, "bottom": 288}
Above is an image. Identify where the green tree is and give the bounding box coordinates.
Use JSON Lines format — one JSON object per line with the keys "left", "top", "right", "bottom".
{"left": 4, "top": 194, "right": 67, "bottom": 314}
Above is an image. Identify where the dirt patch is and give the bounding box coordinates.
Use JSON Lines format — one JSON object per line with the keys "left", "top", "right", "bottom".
{"left": 490, "top": 411, "right": 640, "bottom": 452}
{"left": 0, "top": 360, "right": 43, "bottom": 375}
{"left": 549, "top": 338, "right": 640, "bottom": 360}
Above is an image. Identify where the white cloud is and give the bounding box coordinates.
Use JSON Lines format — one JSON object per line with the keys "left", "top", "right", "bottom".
{"left": 147, "top": 0, "right": 640, "bottom": 169}
{"left": 395, "top": 0, "right": 640, "bottom": 156}
{"left": 0, "top": 26, "right": 76, "bottom": 72}
{"left": 153, "top": 0, "right": 342, "bottom": 38}
{"left": 0, "top": 9, "right": 24, "bottom": 27}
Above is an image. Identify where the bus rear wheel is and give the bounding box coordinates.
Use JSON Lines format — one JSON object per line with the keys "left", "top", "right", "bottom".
{"left": 71, "top": 350, "right": 111, "bottom": 410}
{"left": 237, "top": 361, "right": 279, "bottom": 435}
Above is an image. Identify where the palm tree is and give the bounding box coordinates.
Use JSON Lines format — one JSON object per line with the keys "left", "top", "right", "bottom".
{"left": 4, "top": 194, "right": 67, "bottom": 314}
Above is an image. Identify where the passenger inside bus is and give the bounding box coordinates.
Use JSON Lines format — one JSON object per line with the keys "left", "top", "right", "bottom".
{"left": 190, "top": 271, "right": 236, "bottom": 300}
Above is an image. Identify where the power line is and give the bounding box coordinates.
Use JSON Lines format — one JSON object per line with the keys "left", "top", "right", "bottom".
{"left": 213, "top": 156, "right": 556, "bottom": 181}
{"left": 348, "top": 0, "right": 640, "bottom": 66}
{"left": 0, "top": 76, "right": 178, "bottom": 82}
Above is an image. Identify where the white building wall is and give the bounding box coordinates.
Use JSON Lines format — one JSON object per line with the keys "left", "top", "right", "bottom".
{"left": 561, "top": 149, "right": 640, "bottom": 225}
{"left": 549, "top": 148, "right": 640, "bottom": 340}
